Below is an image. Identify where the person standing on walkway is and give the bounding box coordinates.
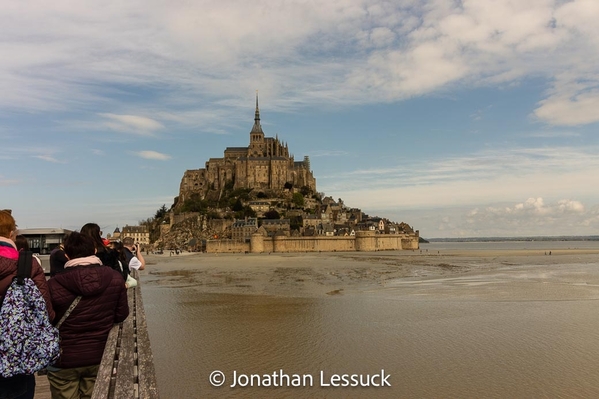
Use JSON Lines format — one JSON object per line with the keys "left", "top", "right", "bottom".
{"left": 49, "top": 240, "right": 68, "bottom": 277}
{"left": 122, "top": 237, "right": 146, "bottom": 271}
{"left": 0, "top": 210, "right": 55, "bottom": 399}
{"left": 14, "top": 234, "right": 43, "bottom": 272}
{"left": 80, "top": 223, "right": 122, "bottom": 279}
{"left": 46, "top": 232, "right": 128, "bottom": 399}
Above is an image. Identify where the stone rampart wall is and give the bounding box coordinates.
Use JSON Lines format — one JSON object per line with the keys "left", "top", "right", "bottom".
{"left": 206, "top": 231, "right": 419, "bottom": 253}
{"left": 262, "top": 239, "right": 274, "bottom": 253}
{"left": 272, "top": 236, "right": 355, "bottom": 253}
{"left": 401, "top": 237, "right": 419, "bottom": 250}
{"left": 373, "top": 235, "right": 403, "bottom": 251}
{"left": 206, "top": 240, "right": 250, "bottom": 253}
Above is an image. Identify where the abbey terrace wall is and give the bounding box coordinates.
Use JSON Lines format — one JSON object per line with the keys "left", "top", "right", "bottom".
{"left": 205, "top": 231, "right": 419, "bottom": 253}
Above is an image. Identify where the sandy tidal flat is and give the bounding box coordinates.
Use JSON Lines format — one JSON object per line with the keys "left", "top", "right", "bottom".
{"left": 142, "top": 249, "right": 599, "bottom": 300}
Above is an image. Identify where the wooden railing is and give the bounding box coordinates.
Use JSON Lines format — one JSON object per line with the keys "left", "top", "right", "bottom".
{"left": 91, "top": 270, "right": 159, "bottom": 399}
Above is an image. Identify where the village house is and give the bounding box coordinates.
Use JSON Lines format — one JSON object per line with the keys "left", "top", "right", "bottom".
{"left": 121, "top": 225, "right": 150, "bottom": 245}
{"left": 261, "top": 219, "right": 291, "bottom": 237}
{"left": 303, "top": 214, "right": 321, "bottom": 229}
{"left": 231, "top": 217, "right": 258, "bottom": 242}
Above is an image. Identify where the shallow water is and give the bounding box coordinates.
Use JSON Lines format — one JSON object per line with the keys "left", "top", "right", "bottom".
{"left": 423, "top": 240, "right": 599, "bottom": 251}
{"left": 143, "top": 251, "right": 599, "bottom": 398}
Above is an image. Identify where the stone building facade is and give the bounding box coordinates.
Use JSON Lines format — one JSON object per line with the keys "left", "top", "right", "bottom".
{"left": 231, "top": 217, "right": 258, "bottom": 242}
{"left": 178, "top": 95, "right": 316, "bottom": 203}
{"left": 121, "top": 225, "right": 150, "bottom": 245}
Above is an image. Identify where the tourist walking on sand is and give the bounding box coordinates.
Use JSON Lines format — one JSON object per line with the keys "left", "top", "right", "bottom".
{"left": 46, "top": 232, "right": 129, "bottom": 399}
{"left": 122, "top": 237, "right": 146, "bottom": 271}
{"left": 0, "top": 210, "right": 55, "bottom": 399}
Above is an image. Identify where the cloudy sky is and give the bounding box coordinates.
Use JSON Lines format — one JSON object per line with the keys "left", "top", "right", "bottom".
{"left": 2, "top": 0, "right": 598, "bottom": 238}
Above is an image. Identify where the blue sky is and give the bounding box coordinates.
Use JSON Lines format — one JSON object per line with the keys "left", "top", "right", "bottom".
{"left": 2, "top": 0, "right": 599, "bottom": 238}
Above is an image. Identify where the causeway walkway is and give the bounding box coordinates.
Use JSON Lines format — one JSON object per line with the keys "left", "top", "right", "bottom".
{"left": 35, "top": 270, "right": 158, "bottom": 398}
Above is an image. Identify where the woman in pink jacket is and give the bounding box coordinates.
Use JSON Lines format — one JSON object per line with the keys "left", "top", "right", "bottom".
{"left": 0, "top": 210, "right": 54, "bottom": 399}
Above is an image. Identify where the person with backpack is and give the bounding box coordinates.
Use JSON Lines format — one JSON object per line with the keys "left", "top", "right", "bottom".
{"left": 46, "top": 232, "right": 128, "bottom": 399}
{"left": 14, "top": 235, "right": 43, "bottom": 271}
{"left": 0, "top": 209, "right": 55, "bottom": 399}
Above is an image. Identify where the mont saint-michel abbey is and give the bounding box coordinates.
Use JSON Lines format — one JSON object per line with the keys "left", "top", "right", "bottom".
{"left": 178, "top": 95, "right": 316, "bottom": 202}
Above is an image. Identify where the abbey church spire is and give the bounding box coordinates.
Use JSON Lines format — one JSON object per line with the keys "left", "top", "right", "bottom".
{"left": 251, "top": 91, "right": 263, "bottom": 134}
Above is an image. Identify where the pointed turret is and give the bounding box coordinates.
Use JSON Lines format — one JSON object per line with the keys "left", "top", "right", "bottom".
{"left": 251, "top": 91, "right": 263, "bottom": 134}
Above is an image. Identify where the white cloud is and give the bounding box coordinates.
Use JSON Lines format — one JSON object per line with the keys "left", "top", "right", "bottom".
{"left": 379, "top": 198, "right": 598, "bottom": 238}
{"left": 1, "top": 0, "right": 598, "bottom": 127}
{"left": 557, "top": 199, "right": 585, "bottom": 213}
{"left": 508, "top": 197, "right": 585, "bottom": 215}
{"left": 356, "top": 26, "right": 396, "bottom": 49}
{"left": 324, "top": 145, "right": 599, "bottom": 210}
{"left": 527, "top": 130, "right": 580, "bottom": 138}
{"left": 34, "top": 155, "right": 64, "bottom": 163}
{"left": 135, "top": 150, "right": 171, "bottom": 161}
{"left": 2, "top": 146, "right": 65, "bottom": 164}
{"left": 2, "top": 1, "right": 599, "bottom": 238}
{"left": 0, "top": 175, "right": 19, "bottom": 186}
{"left": 100, "top": 114, "right": 164, "bottom": 135}
{"left": 328, "top": 143, "right": 599, "bottom": 237}
{"left": 533, "top": 86, "right": 599, "bottom": 126}
{"left": 459, "top": 197, "right": 592, "bottom": 235}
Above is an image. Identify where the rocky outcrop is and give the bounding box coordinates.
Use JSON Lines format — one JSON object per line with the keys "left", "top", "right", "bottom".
{"left": 154, "top": 215, "right": 232, "bottom": 250}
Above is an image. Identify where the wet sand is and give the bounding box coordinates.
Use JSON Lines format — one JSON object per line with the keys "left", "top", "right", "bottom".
{"left": 142, "top": 248, "right": 599, "bottom": 298}
{"left": 142, "top": 247, "right": 599, "bottom": 398}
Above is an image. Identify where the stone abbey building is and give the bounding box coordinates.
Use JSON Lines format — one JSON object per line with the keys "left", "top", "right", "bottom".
{"left": 178, "top": 95, "right": 317, "bottom": 203}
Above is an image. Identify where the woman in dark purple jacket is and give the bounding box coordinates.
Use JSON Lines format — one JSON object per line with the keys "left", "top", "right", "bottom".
{"left": 47, "top": 232, "right": 129, "bottom": 399}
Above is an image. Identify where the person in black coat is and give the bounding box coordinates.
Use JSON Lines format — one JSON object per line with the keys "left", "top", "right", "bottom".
{"left": 79, "top": 223, "right": 124, "bottom": 280}
{"left": 46, "top": 232, "right": 128, "bottom": 398}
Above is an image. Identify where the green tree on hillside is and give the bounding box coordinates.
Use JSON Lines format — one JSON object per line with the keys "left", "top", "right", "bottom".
{"left": 300, "top": 186, "right": 312, "bottom": 197}
{"left": 234, "top": 206, "right": 257, "bottom": 219}
{"left": 264, "top": 210, "right": 280, "bottom": 219}
{"left": 181, "top": 194, "right": 209, "bottom": 213}
{"left": 232, "top": 198, "right": 244, "bottom": 212}
{"left": 292, "top": 193, "right": 305, "bottom": 208}
{"left": 155, "top": 204, "right": 168, "bottom": 219}
{"left": 290, "top": 216, "right": 303, "bottom": 231}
